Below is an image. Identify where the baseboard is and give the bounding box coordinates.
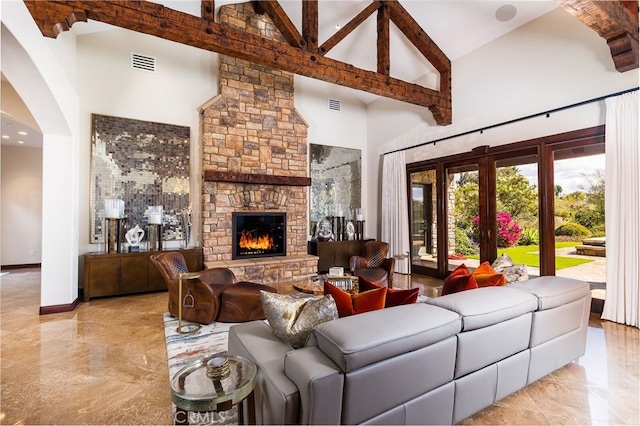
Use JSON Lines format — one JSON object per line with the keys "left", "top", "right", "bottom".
{"left": 40, "top": 298, "right": 80, "bottom": 315}
{"left": 1, "top": 263, "right": 41, "bottom": 270}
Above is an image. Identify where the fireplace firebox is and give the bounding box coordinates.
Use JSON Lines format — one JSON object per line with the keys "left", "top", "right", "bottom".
{"left": 232, "top": 212, "right": 286, "bottom": 259}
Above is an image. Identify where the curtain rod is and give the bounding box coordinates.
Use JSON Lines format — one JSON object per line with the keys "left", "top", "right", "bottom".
{"left": 384, "top": 86, "right": 639, "bottom": 156}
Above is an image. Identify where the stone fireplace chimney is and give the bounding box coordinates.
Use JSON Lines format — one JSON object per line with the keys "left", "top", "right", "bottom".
{"left": 201, "top": 3, "right": 317, "bottom": 283}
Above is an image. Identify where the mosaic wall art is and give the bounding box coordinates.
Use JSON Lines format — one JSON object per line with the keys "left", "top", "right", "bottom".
{"left": 309, "top": 144, "right": 361, "bottom": 234}
{"left": 90, "top": 114, "right": 190, "bottom": 243}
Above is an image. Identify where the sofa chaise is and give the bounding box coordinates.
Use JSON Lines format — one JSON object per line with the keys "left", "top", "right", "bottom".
{"left": 228, "top": 276, "right": 591, "bottom": 424}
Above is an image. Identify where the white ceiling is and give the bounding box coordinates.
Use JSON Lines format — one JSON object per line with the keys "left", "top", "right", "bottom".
{"left": 2, "top": 1, "right": 560, "bottom": 148}
{"left": 0, "top": 114, "right": 42, "bottom": 148}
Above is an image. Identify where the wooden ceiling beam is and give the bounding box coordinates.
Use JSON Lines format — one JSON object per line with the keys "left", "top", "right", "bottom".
{"left": 377, "top": 3, "right": 390, "bottom": 75}
{"left": 252, "top": 0, "right": 304, "bottom": 49}
{"left": 201, "top": 1, "right": 215, "bottom": 22}
{"left": 302, "top": 0, "right": 319, "bottom": 52}
{"left": 24, "top": 0, "right": 452, "bottom": 124}
{"left": 319, "top": 2, "right": 382, "bottom": 55}
{"left": 557, "top": 0, "right": 638, "bottom": 72}
{"left": 387, "top": 0, "right": 451, "bottom": 95}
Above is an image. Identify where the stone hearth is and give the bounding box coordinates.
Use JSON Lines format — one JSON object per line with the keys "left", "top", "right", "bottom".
{"left": 201, "top": 3, "right": 317, "bottom": 284}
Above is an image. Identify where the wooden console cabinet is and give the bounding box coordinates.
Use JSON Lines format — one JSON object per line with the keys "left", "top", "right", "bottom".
{"left": 308, "top": 240, "right": 372, "bottom": 273}
{"left": 81, "top": 247, "right": 202, "bottom": 301}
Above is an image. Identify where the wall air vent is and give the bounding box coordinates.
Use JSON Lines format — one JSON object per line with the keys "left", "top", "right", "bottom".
{"left": 328, "top": 98, "right": 342, "bottom": 112}
{"left": 131, "top": 53, "right": 156, "bottom": 72}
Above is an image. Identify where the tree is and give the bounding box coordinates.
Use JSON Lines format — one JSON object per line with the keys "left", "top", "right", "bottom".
{"left": 554, "top": 185, "right": 563, "bottom": 197}
{"left": 453, "top": 172, "right": 479, "bottom": 228}
{"left": 496, "top": 167, "right": 538, "bottom": 222}
{"left": 453, "top": 167, "right": 538, "bottom": 231}
{"left": 582, "top": 169, "right": 605, "bottom": 226}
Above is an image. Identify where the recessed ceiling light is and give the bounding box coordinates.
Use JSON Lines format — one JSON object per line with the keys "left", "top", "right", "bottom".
{"left": 17, "top": 141, "right": 25, "bottom": 144}
{"left": 18, "top": 131, "right": 28, "bottom": 135}
{"left": 495, "top": 4, "right": 517, "bottom": 22}
{"left": 1, "top": 135, "right": 9, "bottom": 139}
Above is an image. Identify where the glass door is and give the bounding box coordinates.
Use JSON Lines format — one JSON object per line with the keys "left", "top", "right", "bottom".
{"left": 552, "top": 144, "right": 605, "bottom": 284}
{"left": 494, "top": 152, "right": 540, "bottom": 277}
{"left": 409, "top": 169, "right": 438, "bottom": 275}
{"left": 445, "top": 161, "right": 482, "bottom": 272}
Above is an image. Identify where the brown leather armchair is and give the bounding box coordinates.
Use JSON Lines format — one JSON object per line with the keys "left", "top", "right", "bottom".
{"left": 151, "top": 252, "right": 276, "bottom": 324}
{"left": 350, "top": 241, "right": 396, "bottom": 288}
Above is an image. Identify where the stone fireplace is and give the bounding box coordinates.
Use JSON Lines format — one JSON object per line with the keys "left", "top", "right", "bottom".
{"left": 201, "top": 3, "right": 318, "bottom": 284}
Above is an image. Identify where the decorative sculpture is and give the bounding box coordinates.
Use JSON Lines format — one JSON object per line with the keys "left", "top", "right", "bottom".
{"left": 125, "top": 224, "right": 145, "bottom": 252}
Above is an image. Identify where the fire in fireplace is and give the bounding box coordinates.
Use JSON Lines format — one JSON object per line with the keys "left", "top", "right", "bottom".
{"left": 232, "top": 212, "right": 286, "bottom": 259}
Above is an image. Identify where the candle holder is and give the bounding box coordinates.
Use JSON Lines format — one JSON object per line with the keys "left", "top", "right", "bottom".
{"left": 147, "top": 224, "right": 163, "bottom": 251}
{"left": 177, "top": 272, "right": 202, "bottom": 334}
{"left": 356, "top": 220, "right": 365, "bottom": 240}
{"left": 104, "top": 218, "right": 123, "bottom": 253}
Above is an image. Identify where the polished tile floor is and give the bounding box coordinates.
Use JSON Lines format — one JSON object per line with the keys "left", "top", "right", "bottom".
{"left": 1, "top": 268, "right": 638, "bottom": 425}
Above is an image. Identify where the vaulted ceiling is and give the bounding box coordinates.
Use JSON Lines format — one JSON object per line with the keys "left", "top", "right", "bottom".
{"left": 20, "top": 0, "right": 640, "bottom": 126}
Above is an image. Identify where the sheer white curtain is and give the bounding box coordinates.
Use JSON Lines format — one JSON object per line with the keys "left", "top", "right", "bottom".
{"left": 381, "top": 151, "right": 411, "bottom": 274}
{"left": 602, "top": 91, "right": 639, "bottom": 328}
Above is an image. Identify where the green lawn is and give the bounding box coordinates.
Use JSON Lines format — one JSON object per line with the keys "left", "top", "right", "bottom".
{"left": 468, "top": 241, "right": 594, "bottom": 270}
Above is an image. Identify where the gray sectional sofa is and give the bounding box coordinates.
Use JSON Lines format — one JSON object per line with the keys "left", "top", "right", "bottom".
{"left": 228, "top": 276, "right": 591, "bottom": 424}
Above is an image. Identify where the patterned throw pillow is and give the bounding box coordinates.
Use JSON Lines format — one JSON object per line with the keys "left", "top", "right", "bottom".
{"left": 323, "top": 282, "right": 387, "bottom": 317}
{"left": 358, "top": 277, "right": 420, "bottom": 307}
{"left": 491, "top": 253, "right": 529, "bottom": 283}
{"left": 442, "top": 263, "right": 479, "bottom": 296}
{"left": 491, "top": 253, "right": 515, "bottom": 271}
{"left": 260, "top": 291, "right": 338, "bottom": 348}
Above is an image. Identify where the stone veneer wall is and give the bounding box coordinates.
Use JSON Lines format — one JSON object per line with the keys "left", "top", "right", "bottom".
{"left": 200, "top": 3, "right": 317, "bottom": 283}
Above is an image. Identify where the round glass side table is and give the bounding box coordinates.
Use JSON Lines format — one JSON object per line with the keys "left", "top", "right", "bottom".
{"left": 170, "top": 354, "right": 257, "bottom": 425}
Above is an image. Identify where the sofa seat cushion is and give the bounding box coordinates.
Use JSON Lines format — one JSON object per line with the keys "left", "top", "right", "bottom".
{"left": 308, "top": 303, "right": 461, "bottom": 372}
{"left": 354, "top": 267, "right": 389, "bottom": 287}
{"left": 508, "top": 276, "right": 590, "bottom": 310}
{"left": 427, "top": 287, "right": 538, "bottom": 331}
{"left": 217, "top": 281, "right": 277, "bottom": 322}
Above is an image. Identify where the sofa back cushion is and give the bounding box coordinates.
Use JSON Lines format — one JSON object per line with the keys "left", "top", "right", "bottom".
{"left": 427, "top": 286, "right": 538, "bottom": 331}
{"left": 308, "top": 303, "right": 461, "bottom": 372}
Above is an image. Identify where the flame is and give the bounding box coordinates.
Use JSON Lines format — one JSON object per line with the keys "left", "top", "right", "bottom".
{"left": 239, "top": 230, "right": 274, "bottom": 250}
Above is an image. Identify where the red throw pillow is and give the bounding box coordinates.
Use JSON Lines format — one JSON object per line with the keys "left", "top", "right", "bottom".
{"left": 472, "top": 262, "right": 507, "bottom": 287}
{"left": 358, "top": 277, "right": 420, "bottom": 308}
{"left": 324, "top": 282, "right": 387, "bottom": 317}
{"left": 442, "top": 263, "right": 478, "bottom": 296}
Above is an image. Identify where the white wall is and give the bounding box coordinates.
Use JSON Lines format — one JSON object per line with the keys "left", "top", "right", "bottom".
{"left": 76, "top": 29, "right": 219, "bottom": 254}
{"left": 1, "top": 0, "right": 80, "bottom": 307}
{"left": 294, "top": 76, "right": 369, "bottom": 235}
{"left": 366, "top": 8, "right": 639, "bottom": 238}
{"left": 1, "top": 146, "right": 43, "bottom": 265}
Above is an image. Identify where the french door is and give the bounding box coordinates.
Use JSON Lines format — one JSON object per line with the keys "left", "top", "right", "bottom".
{"left": 409, "top": 168, "right": 438, "bottom": 275}
{"left": 406, "top": 126, "right": 605, "bottom": 280}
